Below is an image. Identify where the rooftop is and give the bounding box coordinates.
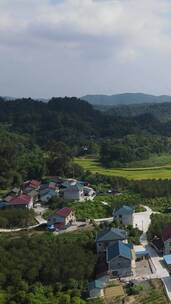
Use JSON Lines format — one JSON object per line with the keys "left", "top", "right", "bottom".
{"left": 96, "top": 228, "right": 127, "bottom": 242}
{"left": 89, "top": 280, "right": 104, "bottom": 290}
{"left": 9, "top": 194, "right": 31, "bottom": 205}
{"left": 113, "top": 205, "right": 134, "bottom": 216}
{"left": 107, "top": 240, "right": 132, "bottom": 261}
{"left": 55, "top": 207, "right": 73, "bottom": 218}
{"left": 164, "top": 254, "right": 171, "bottom": 265}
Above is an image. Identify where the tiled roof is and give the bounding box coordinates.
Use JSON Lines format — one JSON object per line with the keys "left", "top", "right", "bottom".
{"left": 29, "top": 180, "right": 41, "bottom": 188}
{"left": 9, "top": 194, "right": 31, "bottom": 205}
{"left": 96, "top": 228, "right": 127, "bottom": 242}
{"left": 162, "top": 224, "right": 171, "bottom": 241}
{"left": 113, "top": 205, "right": 134, "bottom": 216}
{"left": 55, "top": 207, "right": 73, "bottom": 218}
{"left": 107, "top": 240, "right": 132, "bottom": 261}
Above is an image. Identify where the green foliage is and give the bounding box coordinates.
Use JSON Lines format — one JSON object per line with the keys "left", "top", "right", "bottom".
{"left": 100, "top": 134, "right": 170, "bottom": 167}
{"left": 0, "top": 232, "right": 96, "bottom": 303}
{"left": 148, "top": 213, "right": 171, "bottom": 240}
{"left": 0, "top": 209, "right": 36, "bottom": 228}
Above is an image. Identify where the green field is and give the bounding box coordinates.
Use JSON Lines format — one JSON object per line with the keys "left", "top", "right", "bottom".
{"left": 75, "top": 157, "right": 171, "bottom": 180}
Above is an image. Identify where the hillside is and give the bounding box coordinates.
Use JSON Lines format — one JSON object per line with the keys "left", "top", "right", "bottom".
{"left": 108, "top": 102, "right": 171, "bottom": 122}
{"left": 81, "top": 93, "right": 171, "bottom": 106}
{"left": 1, "top": 96, "right": 171, "bottom": 180}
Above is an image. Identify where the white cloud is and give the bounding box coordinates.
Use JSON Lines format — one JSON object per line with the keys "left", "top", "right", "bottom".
{"left": 0, "top": 0, "right": 171, "bottom": 97}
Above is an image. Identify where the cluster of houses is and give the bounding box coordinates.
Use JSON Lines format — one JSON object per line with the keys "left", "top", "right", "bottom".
{"left": 89, "top": 205, "right": 149, "bottom": 299}
{"left": 0, "top": 177, "right": 96, "bottom": 210}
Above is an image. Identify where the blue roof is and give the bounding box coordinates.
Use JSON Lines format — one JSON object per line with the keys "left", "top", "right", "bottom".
{"left": 89, "top": 280, "right": 104, "bottom": 290}
{"left": 107, "top": 240, "right": 132, "bottom": 261}
{"left": 113, "top": 205, "right": 134, "bottom": 216}
{"left": 164, "top": 255, "right": 171, "bottom": 265}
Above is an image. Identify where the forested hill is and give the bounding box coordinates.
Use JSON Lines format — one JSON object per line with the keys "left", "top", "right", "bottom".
{"left": 81, "top": 93, "right": 171, "bottom": 106}
{"left": 107, "top": 102, "right": 171, "bottom": 122}
{"left": 0, "top": 96, "right": 166, "bottom": 143}
{"left": 1, "top": 96, "right": 171, "bottom": 184}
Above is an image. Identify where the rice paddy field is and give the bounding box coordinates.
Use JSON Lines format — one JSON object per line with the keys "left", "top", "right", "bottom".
{"left": 75, "top": 157, "right": 171, "bottom": 180}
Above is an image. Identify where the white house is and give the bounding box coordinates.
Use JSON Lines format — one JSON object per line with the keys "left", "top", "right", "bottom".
{"left": 63, "top": 184, "right": 84, "bottom": 201}
{"left": 48, "top": 207, "right": 76, "bottom": 230}
{"left": 113, "top": 205, "right": 134, "bottom": 226}
{"left": 88, "top": 280, "right": 104, "bottom": 299}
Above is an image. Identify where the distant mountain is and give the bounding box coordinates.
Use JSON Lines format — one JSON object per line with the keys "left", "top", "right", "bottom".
{"left": 81, "top": 93, "right": 171, "bottom": 105}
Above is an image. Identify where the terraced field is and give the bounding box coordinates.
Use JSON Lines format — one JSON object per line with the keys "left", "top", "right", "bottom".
{"left": 75, "top": 157, "right": 171, "bottom": 180}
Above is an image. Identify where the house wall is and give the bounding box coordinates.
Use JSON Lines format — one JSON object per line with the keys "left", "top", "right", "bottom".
{"left": 48, "top": 212, "right": 76, "bottom": 226}
{"left": 64, "top": 189, "right": 84, "bottom": 201}
{"left": 28, "top": 197, "right": 33, "bottom": 209}
{"left": 164, "top": 238, "right": 171, "bottom": 255}
{"left": 108, "top": 256, "right": 132, "bottom": 277}
{"left": 114, "top": 214, "right": 133, "bottom": 226}
{"left": 89, "top": 288, "right": 104, "bottom": 299}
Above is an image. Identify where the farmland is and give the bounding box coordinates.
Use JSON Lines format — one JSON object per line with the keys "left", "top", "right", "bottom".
{"left": 75, "top": 157, "right": 171, "bottom": 180}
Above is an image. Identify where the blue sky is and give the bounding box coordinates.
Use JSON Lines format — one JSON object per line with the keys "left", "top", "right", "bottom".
{"left": 0, "top": 0, "right": 171, "bottom": 98}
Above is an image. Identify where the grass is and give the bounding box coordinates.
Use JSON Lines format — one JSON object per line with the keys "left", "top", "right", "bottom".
{"left": 75, "top": 157, "right": 171, "bottom": 180}
{"left": 128, "top": 153, "right": 171, "bottom": 168}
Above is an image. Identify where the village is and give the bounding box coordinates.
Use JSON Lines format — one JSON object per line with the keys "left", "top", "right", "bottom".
{"left": 1, "top": 177, "right": 171, "bottom": 302}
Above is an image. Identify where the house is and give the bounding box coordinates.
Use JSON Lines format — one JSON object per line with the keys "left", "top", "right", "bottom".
{"left": 7, "top": 194, "right": 33, "bottom": 209}
{"left": 83, "top": 186, "right": 96, "bottom": 200}
{"left": 151, "top": 237, "right": 164, "bottom": 254}
{"left": 61, "top": 179, "right": 78, "bottom": 189}
{"left": 134, "top": 245, "right": 149, "bottom": 261}
{"left": 39, "top": 182, "right": 59, "bottom": 203}
{"left": 106, "top": 240, "right": 132, "bottom": 277}
{"left": 161, "top": 224, "right": 171, "bottom": 255}
{"left": 23, "top": 180, "right": 41, "bottom": 192}
{"left": 63, "top": 184, "right": 84, "bottom": 201}
{"left": 40, "top": 188, "right": 59, "bottom": 203}
{"left": 164, "top": 255, "right": 171, "bottom": 273}
{"left": 48, "top": 207, "right": 76, "bottom": 230}
{"left": 96, "top": 228, "right": 127, "bottom": 254}
{"left": 88, "top": 280, "right": 104, "bottom": 299}
{"left": 113, "top": 205, "right": 134, "bottom": 225}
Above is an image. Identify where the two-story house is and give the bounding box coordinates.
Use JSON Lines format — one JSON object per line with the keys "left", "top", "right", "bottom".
{"left": 63, "top": 184, "right": 84, "bottom": 201}
{"left": 113, "top": 205, "right": 134, "bottom": 226}
{"left": 106, "top": 240, "right": 132, "bottom": 277}
{"left": 96, "top": 228, "right": 127, "bottom": 254}
{"left": 48, "top": 207, "right": 76, "bottom": 230}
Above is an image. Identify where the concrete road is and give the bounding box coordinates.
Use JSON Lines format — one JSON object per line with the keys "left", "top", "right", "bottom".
{"left": 133, "top": 206, "right": 153, "bottom": 233}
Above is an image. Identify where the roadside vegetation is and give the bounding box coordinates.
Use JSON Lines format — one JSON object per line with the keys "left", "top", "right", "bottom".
{"left": 0, "top": 209, "right": 36, "bottom": 229}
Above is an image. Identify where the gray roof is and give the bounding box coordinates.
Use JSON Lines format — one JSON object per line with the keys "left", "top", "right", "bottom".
{"left": 107, "top": 240, "right": 132, "bottom": 261}
{"left": 113, "top": 205, "right": 134, "bottom": 216}
{"left": 96, "top": 228, "right": 127, "bottom": 242}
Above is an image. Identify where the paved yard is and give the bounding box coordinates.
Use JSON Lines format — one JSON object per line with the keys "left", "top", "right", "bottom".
{"left": 135, "top": 259, "right": 152, "bottom": 277}
{"left": 133, "top": 206, "right": 152, "bottom": 233}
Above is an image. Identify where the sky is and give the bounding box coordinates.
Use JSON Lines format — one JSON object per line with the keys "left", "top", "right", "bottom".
{"left": 1, "top": 0, "right": 171, "bottom": 98}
